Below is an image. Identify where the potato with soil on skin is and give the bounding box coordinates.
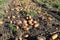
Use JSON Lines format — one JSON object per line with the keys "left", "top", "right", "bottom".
{"left": 15, "top": 7, "right": 20, "bottom": 12}
{"left": 23, "top": 27, "right": 30, "bottom": 31}
{"left": 23, "top": 20, "right": 27, "bottom": 24}
{"left": 17, "top": 20, "right": 22, "bottom": 25}
{"left": 51, "top": 34, "right": 58, "bottom": 40}
{"left": 33, "top": 23, "right": 39, "bottom": 28}
{"left": 10, "top": 20, "right": 13, "bottom": 24}
{"left": 12, "top": 15, "right": 16, "bottom": 19}
{"left": 37, "top": 36, "right": 46, "bottom": 40}
{"left": 0, "top": 20, "right": 4, "bottom": 25}
{"left": 24, "top": 34, "right": 29, "bottom": 38}
{"left": 7, "top": 16, "right": 10, "bottom": 19}
{"left": 28, "top": 20, "right": 33, "bottom": 26}
{"left": 33, "top": 20, "right": 39, "bottom": 28}
{"left": 16, "top": 26, "right": 19, "bottom": 30}
{"left": 47, "top": 17, "right": 53, "bottom": 22}
{"left": 11, "top": 8, "right": 15, "bottom": 11}
{"left": 26, "top": 15, "right": 32, "bottom": 20}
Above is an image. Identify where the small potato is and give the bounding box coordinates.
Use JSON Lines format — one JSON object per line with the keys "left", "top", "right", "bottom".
{"left": 16, "top": 26, "right": 19, "bottom": 30}
{"left": 12, "top": 16, "right": 16, "bottom": 19}
{"left": 26, "top": 16, "right": 29, "bottom": 20}
{"left": 24, "top": 27, "right": 29, "bottom": 31}
{"left": 34, "top": 23, "right": 39, "bottom": 28}
{"left": 30, "top": 19, "right": 33, "bottom": 22}
{"left": 52, "top": 34, "right": 58, "bottom": 40}
{"left": 5, "top": 10, "right": 8, "bottom": 13}
{"left": 29, "top": 16, "right": 32, "bottom": 19}
{"left": 0, "top": 20, "right": 3, "bottom": 25}
{"left": 48, "top": 17, "right": 53, "bottom": 21}
{"left": 24, "top": 24, "right": 28, "bottom": 26}
{"left": 15, "top": 7, "right": 20, "bottom": 12}
{"left": 18, "top": 20, "right": 22, "bottom": 24}
{"left": 10, "top": 21, "right": 12, "bottom": 24}
{"left": 8, "top": 16, "right": 10, "bottom": 19}
{"left": 11, "top": 8, "right": 14, "bottom": 11}
{"left": 37, "top": 37, "right": 46, "bottom": 40}
{"left": 19, "top": 37, "right": 22, "bottom": 40}
{"left": 23, "top": 20, "right": 27, "bottom": 24}
{"left": 28, "top": 20, "right": 33, "bottom": 25}
{"left": 24, "top": 34, "right": 29, "bottom": 38}
{"left": 33, "top": 21, "right": 37, "bottom": 24}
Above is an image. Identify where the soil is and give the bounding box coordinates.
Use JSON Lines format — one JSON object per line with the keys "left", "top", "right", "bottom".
{"left": 0, "top": 0, "right": 60, "bottom": 40}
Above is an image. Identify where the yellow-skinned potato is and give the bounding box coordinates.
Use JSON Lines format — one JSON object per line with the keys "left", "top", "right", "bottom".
{"left": 23, "top": 20, "right": 27, "bottom": 24}
{"left": 18, "top": 20, "right": 22, "bottom": 24}
{"left": 0, "top": 20, "right": 3, "bottom": 25}
{"left": 34, "top": 23, "right": 39, "bottom": 28}
{"left": 16, "top": 26, "right": 19, "bottom": 30}
{"left": 24, "top": 27, "right": 29, "bottom": 31}
{"left": 8, "top": 16, "right": 10, "bottom": 19}
{"left": 24, "top": 34, "right": 29, "bottom": 38}
{"left": 28, "top": 20, "right": 33, "bottom": 25}
{"left": 29, "top": 16, "right": 32, "bottom": 19}
{"left": 33, "top": 21, "right": 37, "bottom": 24}
{"left": 12, "top": 16, "right": 16, "bottom": 19}
{"left": 48, "top": 17, "right": 53, "bottom": 21}
{"left": 11, "top": 8, "right": 14, "bottom": 11}
{"left": 15, "top": 7, "right": 20, "bottom": 12}
{"left": 51, "top": 34, "right": 58, "bottom": 40}
{"left": 10, "top": 21, "right": 12, "bottom": 24}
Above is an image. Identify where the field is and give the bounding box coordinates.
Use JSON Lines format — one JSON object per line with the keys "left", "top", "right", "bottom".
{"left": 0, "top": 0, "right": 60, "bottom": 40}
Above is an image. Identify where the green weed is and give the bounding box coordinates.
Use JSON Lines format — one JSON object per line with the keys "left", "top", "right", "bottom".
{"left": 0, "top": 0, "right": 5, "bottom": 4}
{"left": 29, "top": 10, "right": 37, "bottom": 16}
{"left": 8, "top": 24, "right": 17, "bottom": 32}
{"left": 0, "top": 13, "right": 4, "bottom": 18}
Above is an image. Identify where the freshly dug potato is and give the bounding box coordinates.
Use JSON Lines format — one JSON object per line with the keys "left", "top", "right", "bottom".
{"left": 0, "top": 20, "right": 3, "bottom": 25}
{"left": 34, "top": 23, "right": 39, "bottom": 28}
{"left": 51, "top": 34, "right": 58, "bottom": 40}
{"left": 12, "top": 16, "right": 16, "bottom": 19}
{"left": 47, "top": 17, "right": 53, "bottom": 21}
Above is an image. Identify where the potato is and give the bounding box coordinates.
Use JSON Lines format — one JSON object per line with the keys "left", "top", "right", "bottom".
{"left": 8, "top": 16, "right": 10, "bottom": 19}
{"left": 34, "top": 23, "right": 39, "bottom": 28}
{"left": 24, "top": 34, "right": 29, "bottom": 38}
{"left": 15, "top": 7, "right": 20, "bottom": 12}
{"left": 48, "top": 17, "right": 53, "bottom": 21}
{"left": 0, "top": 20, "right": 3, "bottom": 25}
{"left": 52, "top": 34, "right": 58, "bottom": 40}
{"left": 12, "top": 16, "right": 16, "bottom": 19}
